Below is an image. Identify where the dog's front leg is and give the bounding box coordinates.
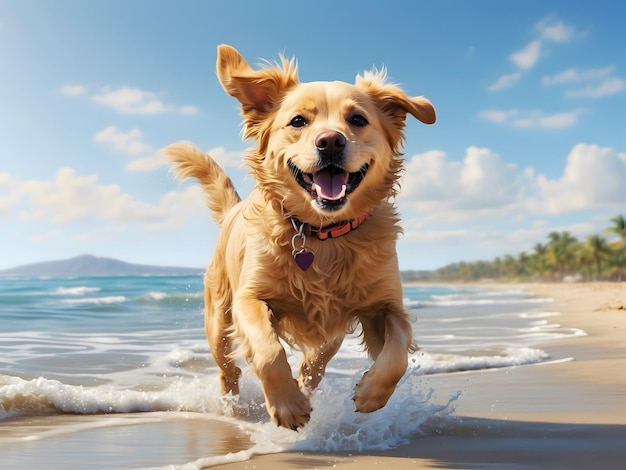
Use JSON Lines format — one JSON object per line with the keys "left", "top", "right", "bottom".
{"left": 354, "top": 306, "right": 412, "bottom": 412}
{"left": 233, "top": 296, "right": 311, "bottom": 430}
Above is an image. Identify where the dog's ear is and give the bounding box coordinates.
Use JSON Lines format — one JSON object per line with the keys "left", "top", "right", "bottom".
{"left": 216, "top": 45, "right": 299, "bottom": 138}
{"left": 356, "top": 70, "right": 436, "bottom": 125}
{"left": 384, "top": 94, "right": 436, "bottom": 125}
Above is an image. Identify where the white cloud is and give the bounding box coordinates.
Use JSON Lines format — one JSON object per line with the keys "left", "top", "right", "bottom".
{"left": 542, "top": 65, "right": 616, "bottom": 85}
{"left": 94, "top": 126, "right": 168, "bottom": 172}
{"left": 91, "top": 86, "right": 197, "bottom": 115}
{"left": 529, "top": 143, "right": 626, "bottom": 214}
{"left": 400, "top": 225, "right": 476, "bottom": 244}
{"left": 489, "top": 15, "right": 580, "bottom": 90}
{"left": 207, "top": 147, "right": 246, "bottom": 168}
{"left": 28, "top": 230, "right": 63, "bottom": 243}
{"left": 512, "top": 110, "right": 584, "bottom": 129}
{"left": 542, "top": 65, "right": 624, "bottom": 98}
{"left": 478, "top": 109, "right": 518, "bottom": 124}
{"left": 398, "top": 147, "right": 523, "bottom": 215}
{"left": 565, "top": 77, "right": 625, "bottom": 98}
{"left": 92, "top": 87, "right": 166, "bottom": 114}
{"left": 94, "top": 126, "right": 153, "bottom": 155}
{"left": 400, "top": 143, "right": 626, "bottom": 224}
{"left": 17, "top": 167, "right": 163, "bottom": 224}
{"left": 0, "top": 173, "right": 19, "bottom": 215}
{"left": 179, "top": 105, "right": 200, "bottom": 115}
{"left": 60, "top": 84, "right": 86, "bottom": 96}
{"left": 143, "top": 185, "right": 206, "bottom": 232}
{"left": 479, "top": 109, "right": 583, "bottom": 129}
{"left": 510, "top": 40, "right": 541, "bottom": 70}
{"left": 488, "top": 73, "right": 522, "bottom": 91}
{"left": 397, "top": 142, "right": 626, "bottom": 267}
{"left": 535, "top": 15, "right": 577, "bottom": 43}
{"left": 125, "top": 154, "right": 166, "bottom": 172}
{"left": 4, "top": 167, "right": 209, "bottom": 232}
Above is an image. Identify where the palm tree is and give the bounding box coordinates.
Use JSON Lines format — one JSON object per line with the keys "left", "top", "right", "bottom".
{"left": 431, "top": 215, "right": 626, "bottom": 283}
{"left": 503, "top": 254, "right": 517, "bottom": 279}
{"left": 547, "top": 231, "right": 578, "bottom": 280}
{"left": 575, "top": 242, "right": 593, "bottom": 280}
{"left": 606, "top": 246, "right": 626, "bottom": 281}
{"left": 530, "top": 243, "right": 549, "bottom": 280}
{"left": 606, "top": 214, "right": 626, "bottom": 247}
{"left": 605, "top": 215, "right": 626, "bottom": 278}
{"left": 492, "top": 257, "right": 503, "bottom": 279}
{"left": 586, "top": 235, "right": 611, "bottom": 280}
{"left": 517, "top": 252, "right": 529, "bottom": 278}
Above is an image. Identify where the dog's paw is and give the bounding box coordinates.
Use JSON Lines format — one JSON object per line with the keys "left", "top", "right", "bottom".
{"left": 268, "top": 397, "right": 312, "bottom": 431}
{"left": 353, "top": 370, "right": 395, "bottom": 413}
{"left": 265, "top": 379, "right": 312, "bottom": 431}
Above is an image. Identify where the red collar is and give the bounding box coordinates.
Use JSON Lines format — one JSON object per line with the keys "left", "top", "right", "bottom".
{"left": 291, "top": 210, "right": 373, "bottom": 241}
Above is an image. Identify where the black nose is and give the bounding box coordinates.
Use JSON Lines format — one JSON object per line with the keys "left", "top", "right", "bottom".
{"left": 315, "top": 131, "right": 347, "bottom": 158}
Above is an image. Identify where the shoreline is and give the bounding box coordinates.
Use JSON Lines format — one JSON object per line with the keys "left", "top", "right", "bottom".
{"left": 214, "top": 282, "right": 626, "bottom": 469}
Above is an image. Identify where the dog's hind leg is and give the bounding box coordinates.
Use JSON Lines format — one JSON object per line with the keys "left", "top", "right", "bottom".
{"left": 204, "top": 280, "right": 241, "bottom": 395}
{"left": 205, "top": 309, "right": 241, "bottom": 395}
{"left": 298, "top": 336, "right": 343, "bottom": 392}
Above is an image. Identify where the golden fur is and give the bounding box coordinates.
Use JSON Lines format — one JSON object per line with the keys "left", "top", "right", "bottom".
{"left": 164, "top": 45, "right": 435, "bottom": 430}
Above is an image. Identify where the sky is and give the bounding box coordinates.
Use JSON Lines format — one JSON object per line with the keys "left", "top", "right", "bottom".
{"left": 1, "top": 0, "right": 625, "bottom": 271}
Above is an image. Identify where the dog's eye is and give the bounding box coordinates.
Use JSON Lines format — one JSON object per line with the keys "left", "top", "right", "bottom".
{"left": 289, "top": 115, "right": 308, "bottom": 128}
{"left": 348, "top": 114, "right": 368, "bottom": 127}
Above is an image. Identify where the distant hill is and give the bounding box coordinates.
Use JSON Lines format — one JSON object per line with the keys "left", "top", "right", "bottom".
{"left": 0, "top": 255, "right": 203, "bottom": 277}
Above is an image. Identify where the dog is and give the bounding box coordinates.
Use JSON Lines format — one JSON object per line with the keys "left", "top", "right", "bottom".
{"left": 165, "top": 44, "right": 435, "bottom": 430}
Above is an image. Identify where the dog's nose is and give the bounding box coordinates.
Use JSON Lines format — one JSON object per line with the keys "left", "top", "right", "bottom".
{"left": 315, "top": 131, "right": 347, "bottom": 158}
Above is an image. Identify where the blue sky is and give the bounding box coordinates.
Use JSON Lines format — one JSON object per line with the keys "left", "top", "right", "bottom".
{"left": 1, "top": 0, "right": 625, "bottom": 270}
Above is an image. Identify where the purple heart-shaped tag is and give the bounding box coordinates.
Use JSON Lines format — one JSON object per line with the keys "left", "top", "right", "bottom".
{"left": 294, "top": 250, "right": 314, "bottom": 271}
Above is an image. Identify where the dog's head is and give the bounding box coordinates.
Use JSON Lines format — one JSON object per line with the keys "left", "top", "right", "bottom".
{"left": 216, "top": 44, "right": 435, "bottom": 224}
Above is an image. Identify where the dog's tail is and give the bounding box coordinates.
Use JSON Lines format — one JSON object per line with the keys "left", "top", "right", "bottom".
{"left": 163, "top": 143, "right": 241, "bottom": 225}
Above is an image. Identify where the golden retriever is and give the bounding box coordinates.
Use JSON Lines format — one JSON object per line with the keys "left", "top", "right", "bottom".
{"left": 165, "top": 44, "right": 435, "bottom": 430}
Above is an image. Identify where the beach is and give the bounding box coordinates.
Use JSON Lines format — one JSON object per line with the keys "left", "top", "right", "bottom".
{"left": 1, "top": 281, "right": 625, "bottom": 469}
{"left": 214, "top": 282, "right": 626, "bottom": 469}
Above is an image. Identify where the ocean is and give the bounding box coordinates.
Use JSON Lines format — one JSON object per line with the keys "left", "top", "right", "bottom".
{"left": 0, "top": 275, "right": 585, "bottom": 469}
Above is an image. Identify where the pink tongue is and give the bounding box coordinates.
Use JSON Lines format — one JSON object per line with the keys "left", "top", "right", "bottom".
{"left": 314, "top": 170, "right": 348, "bottom": 200}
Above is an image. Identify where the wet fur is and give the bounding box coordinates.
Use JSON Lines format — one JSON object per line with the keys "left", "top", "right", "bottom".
{"left": 165, "top": 45, "right": 435, "bottom": 430}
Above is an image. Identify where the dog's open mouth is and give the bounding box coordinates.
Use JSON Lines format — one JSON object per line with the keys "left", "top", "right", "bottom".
{"left": 288, "top": 160, "right": 369, "bottom": 210}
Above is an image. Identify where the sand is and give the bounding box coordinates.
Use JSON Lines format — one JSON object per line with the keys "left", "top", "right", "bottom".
{"left": 213, "top": 282, "right": 626, "bottom": 469}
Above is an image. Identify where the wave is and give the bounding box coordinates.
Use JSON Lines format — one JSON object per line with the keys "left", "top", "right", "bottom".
{"left": 144, "top": 291, "right": 168, "bottom": 301}
{"left": 135, "top": 291, "right": 203, "bottom": 302}
{"left": 51, "top": 291, "right": 202, "bottom": 306}
{"left": 52, "top": 286, "right": 101, "bottom": 296}
{"left": 0, "top": 375, "right": 206, "bottom": 421}
{"left": 0, "top": 338, "right": 561, "bottom": 470}
{"left": 0, "top": 343, "right": 548, "bottom": 423}
{"left": 0, "top": 368, "right": 459, "bottom": 458}
{"left": 404, "top": 296, "right": 552, "bottom": 308}
{"left": 50, "top": 287, "right": 202, "bottom": 304}
{"left": 411, "top": 347, "right": 549, "bottom": 374}
{"left": 1, "top": 345, "right": 555, "bottom": 468}
{"left": 61, "top": 296, "right": 127, "bottom": 306}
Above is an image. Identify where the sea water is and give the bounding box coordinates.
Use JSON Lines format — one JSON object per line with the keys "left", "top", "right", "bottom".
{"left": 0, "top": 275, "right": 585, "bottom": 468}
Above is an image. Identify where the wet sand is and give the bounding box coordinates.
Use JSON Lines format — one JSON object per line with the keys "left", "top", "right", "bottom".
{"left": 214, "top": 282, "right": 626, "bottom": 469}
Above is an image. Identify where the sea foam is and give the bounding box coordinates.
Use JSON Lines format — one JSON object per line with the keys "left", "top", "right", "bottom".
{"left": 52, "top": 286, "right": 101, "bottom": 296}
